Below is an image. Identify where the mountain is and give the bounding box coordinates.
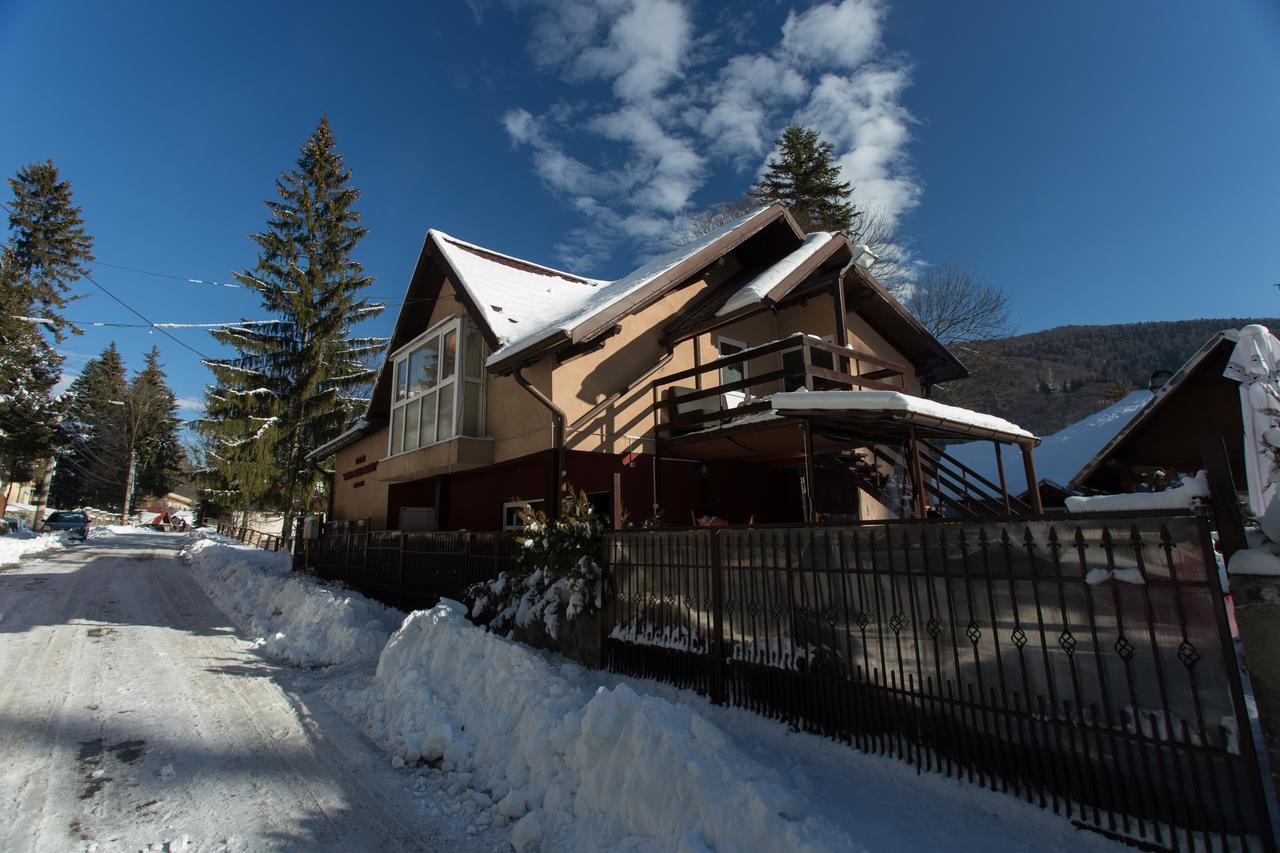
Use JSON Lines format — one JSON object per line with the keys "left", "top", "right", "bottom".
{"left": 935, "top": 318, "right": 1279, "bottom": 435}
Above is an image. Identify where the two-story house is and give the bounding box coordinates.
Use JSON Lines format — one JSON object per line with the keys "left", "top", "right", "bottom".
{"left": 312, "top": 204, "right": 1041, "bottom": 532}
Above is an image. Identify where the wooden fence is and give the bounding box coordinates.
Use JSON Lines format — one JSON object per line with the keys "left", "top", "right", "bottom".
{"left": 216, "top": 522, "right": 283, "bottom": 552}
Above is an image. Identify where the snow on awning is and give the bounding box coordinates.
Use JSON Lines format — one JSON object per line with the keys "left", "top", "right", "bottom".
{"left": 768, "top": 390, "right": 1037, "bottom": 444}
{"left": 715, "top": 232, "right": 834, "bottom": 317}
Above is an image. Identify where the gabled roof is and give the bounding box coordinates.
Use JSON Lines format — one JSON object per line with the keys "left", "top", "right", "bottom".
{"left": 1068, "top": 329, "right": 1241, "bottom": 490}
{"left": 716, "top": 231, "right": 836, "bottom": 316}
{"left": 949, "top": 388, "right": 1154, "bottom": 495}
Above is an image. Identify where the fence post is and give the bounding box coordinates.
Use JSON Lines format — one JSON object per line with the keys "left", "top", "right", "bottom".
{"left": 709, "top": 528, "right": 725, "bottom": 705}
{"left": 397, "top": 532, "right": 406, "bottom": 610}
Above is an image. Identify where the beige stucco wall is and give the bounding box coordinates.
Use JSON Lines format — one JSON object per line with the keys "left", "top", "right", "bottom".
{"left": 331, "top": 431, "right": 390, "bottom": 530}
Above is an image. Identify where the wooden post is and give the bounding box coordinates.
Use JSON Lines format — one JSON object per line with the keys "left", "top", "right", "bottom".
{"left": 908, "top": 427, "right": 928, "bottom": 519}
{"left": 1020, "top": 443, "right": 1044, "bottom": 514}
{"left": 993, "top": 441, "right": 1012, "bottom": 517}
{"left": 802, "top": 420, "right": 817, "bottom": 522}
{"left": 709, "top": 528, "right": 725, "bottom": 705}
{"left": 612, "top": 471, "right": 624, "bottom": 531}
{"left": 1201, "top": 434, "right": 1248, "bottom": 561}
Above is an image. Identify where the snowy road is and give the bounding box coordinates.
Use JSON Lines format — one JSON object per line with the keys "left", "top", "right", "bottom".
{"left": 0, "top": 533, "right": 489, "bottom": 852}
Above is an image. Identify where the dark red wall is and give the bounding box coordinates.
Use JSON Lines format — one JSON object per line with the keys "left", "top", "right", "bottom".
{"left": 449, "top": 452, "right": 554, "bottom": 531}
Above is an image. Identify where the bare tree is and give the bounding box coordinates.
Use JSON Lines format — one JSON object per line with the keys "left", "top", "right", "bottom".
{"left": 903, "top": 264, "right": 1011, "bottom": 353}
{"left": 677, "top": 196, "right": 762, "bottom": 243}
{"left": 850, "top": 208, "right": 913, "bottom": 296}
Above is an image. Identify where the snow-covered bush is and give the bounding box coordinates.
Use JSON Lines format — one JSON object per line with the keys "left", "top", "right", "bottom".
{"left": 469, "top": 489, "right": 608, "bottom": 639}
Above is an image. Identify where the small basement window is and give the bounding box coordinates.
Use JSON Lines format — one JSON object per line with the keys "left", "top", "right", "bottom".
{"left": 503, "top": 499, "right": 544, "bottom": 531}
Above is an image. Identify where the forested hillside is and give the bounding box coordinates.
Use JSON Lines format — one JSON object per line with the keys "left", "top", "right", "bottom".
{"left": 936, "top": 318, "right": 1279, "bottom": 435}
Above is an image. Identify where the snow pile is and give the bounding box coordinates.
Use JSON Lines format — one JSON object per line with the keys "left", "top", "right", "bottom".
{"left": 717, "top": 231, "right": 833, "bottom": 316}
{"left": 0, "top": 532, "right": 65, "bottom": 565}
{"left": 335, "top": 600, "right": 854, "bottom": 852}
{"left": 183, "top": 534, "right": 401, "bottom": 667}
{"left": 770, "top": 389, "right": 1035, "bottom": 440}
{"left": 1064, "top": 471, "right": 1209, "bottom": 514}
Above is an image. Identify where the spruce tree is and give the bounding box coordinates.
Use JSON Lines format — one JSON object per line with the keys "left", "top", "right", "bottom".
{"left": 3, "top": 160, "right": 94, "bottom": 342}
{"left": 0, "top": 160, "right": 94, "bottom": 510}
{"left": 750, "top": 125, "right": 858, "bottom": 233}
{"left": 49, "top": 344, "right": 129, "bottom": 511}
{"left": 200, "top": 117, "right": 383, "bottom": 544}
{"left": 129, "top": 347, "right": 185, "bottom": 502}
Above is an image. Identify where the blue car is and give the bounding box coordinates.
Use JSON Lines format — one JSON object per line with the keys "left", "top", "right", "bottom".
{"left": 43, "top": 510, "right": 90, "bottom": 540}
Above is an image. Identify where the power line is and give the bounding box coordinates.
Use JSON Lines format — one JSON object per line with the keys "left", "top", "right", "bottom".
{"left": 79, "top": 269, "right": 213, "bottom": 361}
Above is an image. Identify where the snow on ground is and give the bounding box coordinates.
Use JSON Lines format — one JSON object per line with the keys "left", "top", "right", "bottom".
{"left": 182, "top": 533, "right": 401, "bottom": 667}
{"left": 0, "top": 531, "right": 65, "bottom": 565}
{"left": 186, "top": 533, "right": 1121, "bottom": 853}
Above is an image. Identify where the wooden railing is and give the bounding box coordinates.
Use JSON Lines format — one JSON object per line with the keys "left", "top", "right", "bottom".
{"left": 653, "top": 333, "right": 908, "bottom": 436}
{"left": 216, "top": 522, "right": 283, "bottom": 552}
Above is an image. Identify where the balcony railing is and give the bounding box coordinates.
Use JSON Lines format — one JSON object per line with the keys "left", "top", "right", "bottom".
{"left": 653, "top": 333, "right": 908, "bottom": 436}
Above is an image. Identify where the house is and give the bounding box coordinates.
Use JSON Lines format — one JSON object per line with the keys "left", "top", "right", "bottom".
{"left": 313, "top": 204, "right": 1042, "bottom": 532}
{"left": 948, "top": 387, "right": 1155, "bottom": 507}
{"left": 1070, "top": 330, "right": 1246, "bottom": 495}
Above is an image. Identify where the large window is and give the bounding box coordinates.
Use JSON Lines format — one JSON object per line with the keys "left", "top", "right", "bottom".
{"left": 389, "top": 317, "right": 487, "bottom": 456}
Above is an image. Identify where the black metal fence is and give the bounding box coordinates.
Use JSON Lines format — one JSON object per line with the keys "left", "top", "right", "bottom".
{"left": 295, "top": 521, "right": 519, "bottom": 612}
{"left": 603, "top": 513, "right": 1276, "bottom": 852}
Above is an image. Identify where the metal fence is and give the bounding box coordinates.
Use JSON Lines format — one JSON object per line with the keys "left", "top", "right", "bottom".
{"left": 295, "top": 523, "right": 519, "bottom": 612}
{"left": 216, "top": 522, "right": 283, "bottom": 552}
{"left": 603, "top": 513, "right": 1276, "bottom": 852}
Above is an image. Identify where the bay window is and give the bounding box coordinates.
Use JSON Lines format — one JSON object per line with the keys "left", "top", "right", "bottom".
{"left": 388, "top": 317, "right": 487, "bottom": 456}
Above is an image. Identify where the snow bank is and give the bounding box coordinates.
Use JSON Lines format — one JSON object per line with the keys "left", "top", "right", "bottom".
{"left": 0, "top": 532, "right": 65, "bottom": 565}
{"left": 182, "top": 534, "right": 401, "bottom": 667}
{"left": 1065, "top": 471, "right": 1210, "bottom": 514}
{"left": 333, "top": 599, "right": 855, "bottom": 852}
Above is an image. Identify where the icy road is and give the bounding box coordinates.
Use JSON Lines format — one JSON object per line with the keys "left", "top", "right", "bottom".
{"left": 0, "top": 533, "right": 490, "bottom": 852}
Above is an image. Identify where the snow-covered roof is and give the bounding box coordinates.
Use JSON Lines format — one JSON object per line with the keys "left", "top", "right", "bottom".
{"left": 716, "top": 232, "right": 834, "bottom": 317}
{"left": 948, "top": 389, "right": 1154, "bottom": 496}
{"left": 1069, "top": 329, "right": 1242, "bottom": 490}
{"left": 768, "top": 389, "right": 1037, "bottom": 443}
{"left": 430, "top": 206, "right": 780, "bottom": 368}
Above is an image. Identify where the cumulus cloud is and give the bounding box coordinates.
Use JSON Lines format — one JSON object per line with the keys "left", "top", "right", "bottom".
{"left": 503, "top": 0, "right": 921, "bottom": 270}
{"left": 176, "top": 396, "right": 206, "bottom": 415}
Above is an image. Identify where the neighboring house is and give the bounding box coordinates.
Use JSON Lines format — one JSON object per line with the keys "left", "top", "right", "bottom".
{"left": 1071, "top": 330, "right": 1246, "bottom": 495}
{"left": 950, "top": 388, "right": 1155, "bottom": 507}
{"left": 313, "top": 204, "right": 1042, "bottom": 532}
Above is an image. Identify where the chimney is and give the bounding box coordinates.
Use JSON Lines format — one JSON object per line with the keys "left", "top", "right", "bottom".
{"left": 1148, "top": 369, "right": 1174, "bottom": 391}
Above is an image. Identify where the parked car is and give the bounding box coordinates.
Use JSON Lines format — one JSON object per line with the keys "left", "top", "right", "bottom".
{"left": 43, "top": 510, "right": 90, "bottom": 540}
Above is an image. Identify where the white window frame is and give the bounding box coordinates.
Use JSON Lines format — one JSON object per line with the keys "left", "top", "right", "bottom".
{"left": 388, "top": 316, "right": 487, "bottom": 458}
{"left": 503, "top": 499, "right": 544, "bottom": 531}
{"left": 716, "top": 335, "right": 749, "bottom": 409}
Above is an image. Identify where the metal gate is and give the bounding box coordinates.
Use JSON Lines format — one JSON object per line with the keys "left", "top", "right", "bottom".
{"left": 603, "top": 513, "right": 1277, "bottom": 852}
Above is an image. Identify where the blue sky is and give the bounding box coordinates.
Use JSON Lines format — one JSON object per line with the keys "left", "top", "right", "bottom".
{"left": 2, "top": 0, "right": 1278, "bottom": 421}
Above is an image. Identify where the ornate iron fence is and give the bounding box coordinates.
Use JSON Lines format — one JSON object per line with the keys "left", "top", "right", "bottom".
{"left": 295, "top": 522, "right": 518, "bottom": 612}
{"left": 603, "top": 513, "right": 1276, "bottom": 852}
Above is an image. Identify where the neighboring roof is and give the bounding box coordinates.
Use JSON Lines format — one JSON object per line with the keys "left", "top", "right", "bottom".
{"left": 949, "top": 389, "right": 1154, "bottom": 495}
{"left": 1068, "top": 329, "right": 1241, "bottom": 490}
{"left": 716, "top": 231, "right": 834, "bottom": 317}
{"left": 769, "top": 389, "right": 1037, "bottom": 445}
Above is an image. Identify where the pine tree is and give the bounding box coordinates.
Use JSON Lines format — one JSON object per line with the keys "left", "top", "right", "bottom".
{"left": 200, "top": 118, "right": 384, "bottom": 544}
{"left": 49, "top": 344, "right": 129, "bottom": 511}
{"left": 749, "top": 125, "right": 858, "bottom": 233}
{"left": 0, "top": 160, "right": 94, "bottom": 510}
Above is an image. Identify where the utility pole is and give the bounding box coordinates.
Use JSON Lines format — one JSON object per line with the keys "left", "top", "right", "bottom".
{"left": 111, "top": 398, "right": 141, "bottom": 524}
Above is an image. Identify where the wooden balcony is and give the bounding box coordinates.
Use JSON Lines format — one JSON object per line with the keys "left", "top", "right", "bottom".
{"left": 653, "top": 333, "right": 910, "bottom": 437}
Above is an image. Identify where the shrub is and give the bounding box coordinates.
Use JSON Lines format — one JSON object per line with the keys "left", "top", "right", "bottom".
{"left": 468, "top": 488, "right": 609, "bottom": 639}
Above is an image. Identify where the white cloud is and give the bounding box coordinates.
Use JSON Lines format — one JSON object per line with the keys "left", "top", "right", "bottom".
{"left": 176, "top": 396, "right": 206, "bottom": 415}
{"left": 795, "top": 67, "right": 920, "bottom": 224}
{"left": 503, "top": 0, "right": 921, "bottom": 270}
{"left": 780, "top": 0, "right": 884, "bottom": 71}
